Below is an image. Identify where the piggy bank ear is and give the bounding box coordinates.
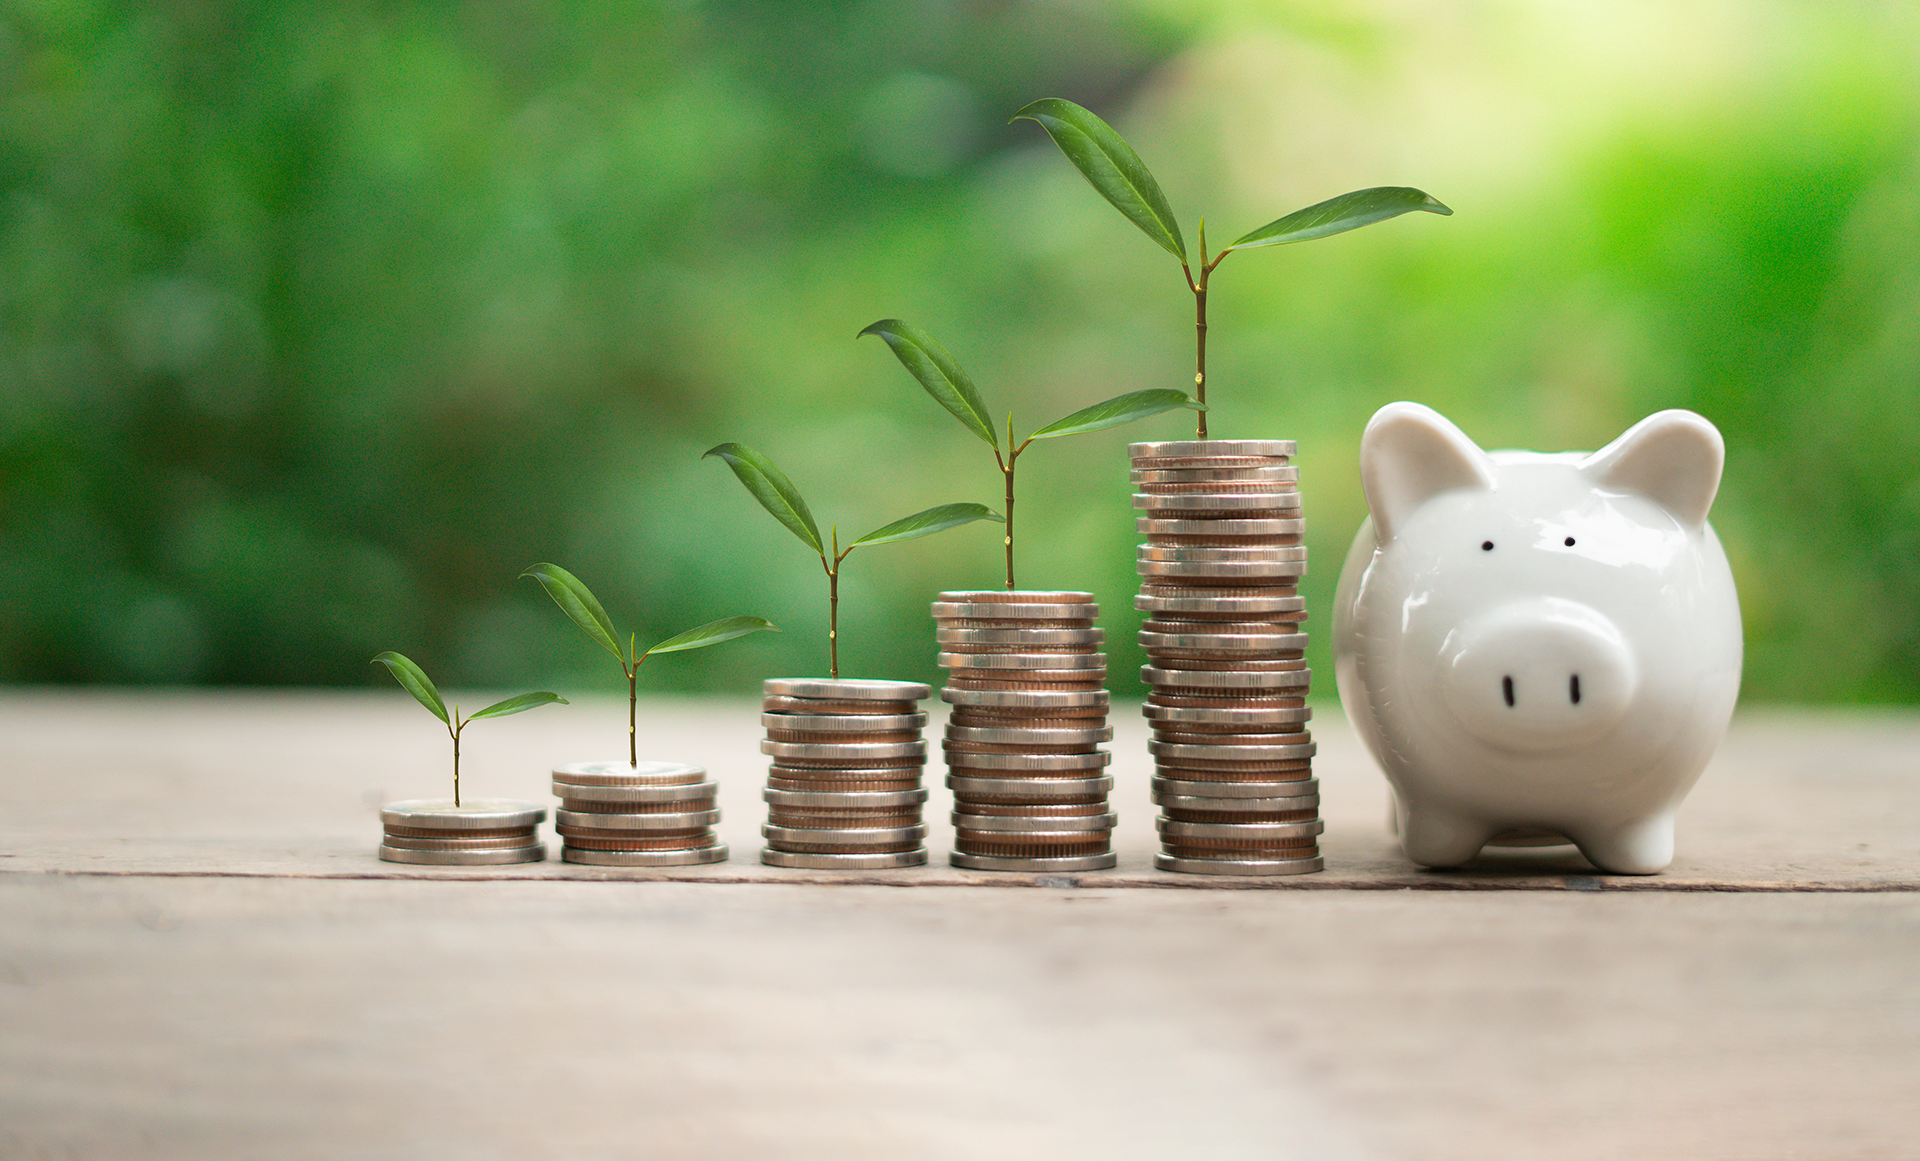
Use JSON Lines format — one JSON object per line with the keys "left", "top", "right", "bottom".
{"left": 1583, "top": 409, "right": 1724, "bottom": 530}
{"left": 1360, "top": 402, "right": 1497, "bottom": 542}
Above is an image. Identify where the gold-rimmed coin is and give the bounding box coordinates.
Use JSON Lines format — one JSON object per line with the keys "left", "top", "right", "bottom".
{"left": 564, "top": 845, "right": 729, "bottom": 867}
{"left": 763, "top": 678, "right": 931, "bottom": 701}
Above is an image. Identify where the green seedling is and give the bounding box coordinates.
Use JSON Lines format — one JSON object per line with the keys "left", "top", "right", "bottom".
{"left": 521, "top": 562, "right": 777, "bottom": 767}
{"left": 860, "top": 317, "right": 1201, "bottom": 589}
{"left": 1013, "top": 97, "right": 1451, "bottom": 438}
{"left": 371, "top": 651, "right": 566, "bottom": 807}
{"left": 704, "top": 441, "right": 1000, "bottom": 678}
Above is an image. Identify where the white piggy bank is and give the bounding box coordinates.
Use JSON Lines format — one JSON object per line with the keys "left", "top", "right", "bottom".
{"left": 1332, "top": 402, "right": 1742, "bottom": 874}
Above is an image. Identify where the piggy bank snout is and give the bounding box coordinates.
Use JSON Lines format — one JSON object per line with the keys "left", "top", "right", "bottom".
{"left": 1437, "top": 601, "right": 1637, "bottom": 753}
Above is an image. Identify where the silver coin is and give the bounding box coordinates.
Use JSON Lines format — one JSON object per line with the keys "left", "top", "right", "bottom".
{"left": 1138, "top": 544, "right": 1309, "bottom": 563}
{"left": 554, "top": 808, "right": 721, "bottom": 830}
{"left": 1143, "top": 703, "right": 1313, "bottom": 726}
{"left": 943, "top": 750, "right": 1112, "bottom": 771}
{"left": 762, "top": 787, "right": 929, "bottom": 808}
{"left": 760, "top": 739, "right": 927, "bottom": 760}
{"left": 761, "top": 848, "right": 929, "bottom": 869}
{"left": 1131, "top": 466, "right": 1298, "bottom": 485}
{"left": 1154, "top": 792, "right": 1321, "bottom": 812}
{"left": 1137, "top": 560, "right": 1308, "bottom": 580}
{"left": 378, "top": 832, "right": 541, "bottom": 851}
{"left": 1136, "top": 519, "right": 1305, "bottom": 540}
{"left": 1152, "top": 775, "right": 1319, "bottom": 799}
{"left": 1154, "top": 853, "right": 1323, "bottom": 876}
{"left": 1141, "top": 618, "right": 1304, "bottom": 635}
{"left": 935, "top": 651, "right": 1108, "bottom": 670}
{"left": 1142, "top": 666, "right": 1311, "bottom": 690}
{"left": 554, "top": 779, "right": 719, "bottom": 803}
{"left": 950, "top": 851, "right": 1118, "bottom": 872}
{"left": 551, "top": 761, "right": 705, "bottom": 787}
{"left": 936, "top": 627, "right": 1105, "bottom": 647}
{"left": 1132, "top": 493, "right": 1303, "bottom": 513}
{"left": 1135, "top": 592, "right": 1306, "bottom": 616}
{"left": 763, "top": 678, "right": 931, "bottom": 700}
{"left": 379, "top": 800, "right": 546, "bottom": 830}
{"left": 931, "top": 602, "right": 1098, "bottom": 621}
{"left": 952, "top": 811, "right": 1117, "bottom": 833}
{"left": 762, "top": 823, "right": 927, "bottom": 845}
{"left": 944, "top": 724, "right": 1114, "bottom": 746}
{"left": 563, "top": 844, "right": 730, "bottom": 867}
{"left": 938, "top": 589, "right": 1094, "bottom": 603}
{"left": 1139, "top": 631, "right": 1311, "bottom": 653}
{"left": 758, "top": 712, "right": 928, "bottom": 733}
{"left": 1157, "top": 817, "right": 1325, "bottom": 840}
{"left": 767, "top": 763, "right": 925, "bottom": 779}
{"left": 940, "top": 687, "right": 1112, "bottom": 709}
{"left": 1149, "top": 739, "right": 1318, "bottom": 761}
{"left": 947, "top": 773, "right": 1114, "bottom": 797}
{"left": 378, "top": 843, "right": 546, "bottom": 865}
{"left": 1130, "top": 439, "right": 1296, "bottom": 458}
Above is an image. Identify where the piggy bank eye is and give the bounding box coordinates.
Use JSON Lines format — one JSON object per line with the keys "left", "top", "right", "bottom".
{"left": 1480, "top": 540, "right": 1494, "bottom": 551}
{"left": 1564, "top": 536, "right": 1576, "bottom": 546}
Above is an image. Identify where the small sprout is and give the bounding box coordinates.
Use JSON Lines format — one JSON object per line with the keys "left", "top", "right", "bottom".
{"left": 704, "top": 441, "right": 1000, "bottom": 677}
{"left": 1013, "top": 97, "right": 1451, "bottom": 438}
{"left": 371, "top": 651, "right": 566, "bottom": 807}
{"left": 861, "top": 317, "right": 1201, "bottom": 589}
{"left": 521, "top": 562, "right": 777, "bottom": 767}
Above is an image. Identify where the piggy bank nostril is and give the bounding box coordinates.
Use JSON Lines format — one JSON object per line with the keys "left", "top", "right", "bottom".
{"left": 1502, "top": 675, "right": 1515, "bottom": 707}
{"left": 1571, "top": 674, "right": 1582, "bottom": 704}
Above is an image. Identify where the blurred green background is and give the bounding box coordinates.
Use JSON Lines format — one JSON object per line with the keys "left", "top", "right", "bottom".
{"left": 3, "top": 0, "right": 1916, "bottom": 703}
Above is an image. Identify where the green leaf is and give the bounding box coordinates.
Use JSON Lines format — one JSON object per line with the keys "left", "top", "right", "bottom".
{"left": 1227, "top": 187, "right": 1452, "bottom": 251}
{"left": 1012, "top": 97, "right": 1186, "bottom": 263}
{"left": 372, "top": 651, "right": 449, "bottom": 725}
{"left": 851, "top": 502, "right": 1001, "bottom": 548}
{"left": 521, "top": 562, "right": 623, "bottom": 664}
{"left": 644, "top": 615, "right": 780, "bottom": 657}
{"left": 467, "top": 690, "right": 569, "bottom": 720}
{"left": 1029, "top": 388, "right": 1204, "bottom": 441}
{"left": 703, "top": 442, "right": 824, "bottom": 555}
{"left": 858, "top": 319, "right": 998, "bottom": 450}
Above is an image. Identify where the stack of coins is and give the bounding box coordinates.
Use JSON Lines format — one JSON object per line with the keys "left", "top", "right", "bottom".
{"left": 552, "top": 761, "right": 727, "bottom": 866}
{"left": 1130, "top": 439, "right": 1324, "bottom": 875}
{"left": 933, "top": 590, "right": 1117, "bottom": 872}
{"left": 378, "top": 799, "right": 546, "bottom": 865}
{"left": 760, "top": 678, "right": 932, "bottom": 869}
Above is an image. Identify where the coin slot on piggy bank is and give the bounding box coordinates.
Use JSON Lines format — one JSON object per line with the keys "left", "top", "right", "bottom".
{"left": 1332, "top": 402, "right": 1742, "bottom": 875}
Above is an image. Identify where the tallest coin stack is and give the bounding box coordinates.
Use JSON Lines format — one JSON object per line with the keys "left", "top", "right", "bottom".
{"left": 1130, "top": 439, "right": 1323, "bottom": 875}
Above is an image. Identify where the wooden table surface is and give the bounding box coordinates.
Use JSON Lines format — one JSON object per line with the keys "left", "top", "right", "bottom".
{"left": 3, "top": 690, "right": 1917, "bottom": 1159}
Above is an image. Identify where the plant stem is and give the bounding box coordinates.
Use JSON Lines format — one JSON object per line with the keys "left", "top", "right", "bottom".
{"left": 1187, "top": 248, "right": 1229, "bottom": 441}
{"left": 825, "top": 527, "right": 843, "bottom": 679}
{"left": 627, "top": 662, "right": 638, "bottom": 768}
{"left": 451, "top": 720, "right": 462, "bottom": 808}
{"left": 1000, "top": 413, "right": 1019, "bottom": 590}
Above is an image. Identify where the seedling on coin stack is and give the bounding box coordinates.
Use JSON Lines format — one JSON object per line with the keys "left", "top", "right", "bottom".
{"left": 521, "top": 562, "right": 777, "bottom": 866}
{"left": 705, "top": 440, "right": 1000, "bottom": 870}
{"left": 703, "top": 441, "right": 998, "bottom": 681}
{"left": 1012, "top": 97, "right": 1449, "bottom": 441}
{"left": 369, "top": 651, "right": 567, "bottom": 865}
{"left": 1016, "top": 96, "right": 1450, "bottom": 875}
{"left": 860, "top": 317, "right": 1201, "bottom": 873}
{"left": 859, "top": 317, "right": 1198, "bottom": 591}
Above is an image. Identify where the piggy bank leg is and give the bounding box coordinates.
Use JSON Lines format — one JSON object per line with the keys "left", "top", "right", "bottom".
{"left": 1564, "top": 815, "right": 1675, "bottom": 875}
{"left": 1397, "top": 803, "right": 1498, "bottom": 869}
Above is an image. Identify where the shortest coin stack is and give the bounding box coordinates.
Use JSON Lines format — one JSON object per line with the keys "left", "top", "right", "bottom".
{"left": 760, "top": 678, "right": 933, "bottom": 870}
{"left": 379, "top": 799, "right": 546, "bottom": 865}
{"left": 552, "top": 761, "right": 727, "bottom": 866}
